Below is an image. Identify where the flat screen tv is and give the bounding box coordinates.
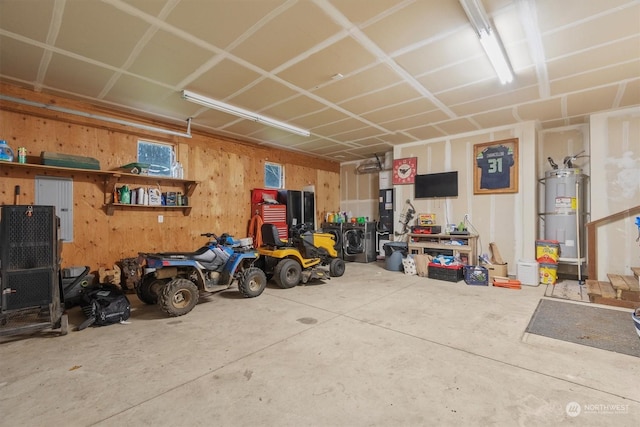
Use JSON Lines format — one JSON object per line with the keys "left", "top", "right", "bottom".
{"left": 414, "top": 171, "right": 458, "bottom": 199}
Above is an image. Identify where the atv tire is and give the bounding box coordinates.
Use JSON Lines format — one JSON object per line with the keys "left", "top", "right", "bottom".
{"left": 159, "top": 278, "right": 199, "bottom": 317}
{"left": 274, "top": 259, "right": 302, "bottom": 289}
{"left": 329, "top": 258, "right": 346, "bottom": 277}
{"left": 137, "top": 276, "right": 167, "bottom": 305}
{"left": 238, "top": 267, "right": 267, "bottom": 298}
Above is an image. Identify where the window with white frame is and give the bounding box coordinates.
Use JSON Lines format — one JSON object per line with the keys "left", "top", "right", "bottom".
{"left": 264, "top": 162, "right": 284, "bottom": 189}
{"left": 137, "top": 140, "right": 174, "bottom": 176}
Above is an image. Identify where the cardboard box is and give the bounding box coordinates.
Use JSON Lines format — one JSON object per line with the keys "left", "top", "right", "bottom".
{"left": 484, "top": 263, "right": 508, "bottom": 281}
{"left": 164, "top": 191, "right": 177, "bottom": 206}
{"left": 418, "top": 213, "right": 436, "bottom": 225}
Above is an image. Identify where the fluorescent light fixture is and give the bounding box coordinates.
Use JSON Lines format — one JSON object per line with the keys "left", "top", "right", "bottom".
{"left": 479, "top": 29, "right": 514, "bottom": 84}
{"left": 0, "top": 94, "right": 192, "bottom": 138}
{"left": 181, "top": 90, "right": 310, "bottom": 137}
{"left": 459, "top": 0, "right": 514, "bottom": 84}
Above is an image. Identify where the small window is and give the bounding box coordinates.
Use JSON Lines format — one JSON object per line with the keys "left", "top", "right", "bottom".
{"left": 264, "top": 162, "right": 284, "bottom": 189}
{"left": 137, "top": 140, "right": 174, "bottom": 177}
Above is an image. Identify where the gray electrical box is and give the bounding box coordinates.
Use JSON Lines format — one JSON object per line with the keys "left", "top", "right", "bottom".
{"left": 35, "top": 176, "right": 73, "bottom": 242}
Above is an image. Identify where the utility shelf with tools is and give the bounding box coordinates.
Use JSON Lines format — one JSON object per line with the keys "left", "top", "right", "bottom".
{"left": 0, "top": 162, "right": 199, "bottom": 216}
{"left": 105, "top": 172, "right": 198, "bottom": 216}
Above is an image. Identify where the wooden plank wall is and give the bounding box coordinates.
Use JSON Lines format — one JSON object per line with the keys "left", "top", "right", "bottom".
{"left": 0, "top": 83, "right": 340, "bottom": 271}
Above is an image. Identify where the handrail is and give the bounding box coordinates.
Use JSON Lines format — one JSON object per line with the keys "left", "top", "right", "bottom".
{"left": 586, "top": 205, "right": 640, "bottom": 280}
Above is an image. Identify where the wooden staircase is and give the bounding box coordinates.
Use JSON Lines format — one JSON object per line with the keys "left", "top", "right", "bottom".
{"left": 586, "top": 267, "right": 640, "bottom": 309}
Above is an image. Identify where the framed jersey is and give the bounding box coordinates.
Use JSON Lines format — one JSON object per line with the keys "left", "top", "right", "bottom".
{"left": 473, "top": 138, "right": 519, "bottom": 194}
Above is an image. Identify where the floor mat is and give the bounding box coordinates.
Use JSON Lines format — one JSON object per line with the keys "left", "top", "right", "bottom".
{"left": 526, "top": 299, "right": 640, "bottom": 357}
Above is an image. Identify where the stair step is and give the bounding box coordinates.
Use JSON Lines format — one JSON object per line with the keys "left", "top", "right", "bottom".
{"left": 607, "top": 273, "right": 639, "bottom": 292}
{"left": 591, "top": 297, "right": 640, "bottom": 310}
{"left": 608, "top": 274, "right": 630, "bottom": 291}
{"left": 621, "top": 289, "right": 640, "bottom": 302}
{"left": 586, "top": 279, "right": 601, "bottom": 297}
{"left": 586, "top": 279, "right": 616, "bottom": 299}
{"left": 586, "top": 279, "right": 640, "bottom": 309}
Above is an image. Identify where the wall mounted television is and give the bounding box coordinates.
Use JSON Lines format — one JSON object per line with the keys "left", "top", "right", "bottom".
{"left": 414, "top": 171, "right": 458, "bottom": 199}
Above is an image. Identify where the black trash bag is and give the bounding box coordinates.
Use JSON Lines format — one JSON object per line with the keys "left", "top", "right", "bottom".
{"left": 78, "top": 284, "right": 131, "bottom": 330}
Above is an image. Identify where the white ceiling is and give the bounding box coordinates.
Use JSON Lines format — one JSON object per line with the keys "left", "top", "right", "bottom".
{"left": 1, "top": 0, "right": 639, "bottom": 162}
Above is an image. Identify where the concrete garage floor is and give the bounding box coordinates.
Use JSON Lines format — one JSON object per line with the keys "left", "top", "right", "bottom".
{"left": 1, "top": 261, "right": 639, "bottom": 426}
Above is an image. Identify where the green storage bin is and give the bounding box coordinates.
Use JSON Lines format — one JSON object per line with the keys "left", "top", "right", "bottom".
{"left": 41, "top": 151, "right": 100, "bottom": 170}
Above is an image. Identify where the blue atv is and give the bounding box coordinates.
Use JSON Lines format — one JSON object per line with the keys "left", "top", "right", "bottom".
{"left": 137, "top": 233, "right": 267, "bottom": 317}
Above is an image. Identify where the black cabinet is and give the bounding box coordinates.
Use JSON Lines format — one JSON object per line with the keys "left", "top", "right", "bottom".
{"left": 379, "top": 189, "right": 394, "bottom": 234}
{"left": 278, "top": 190, "right": 315, "bottom": 230}
{"left": 0, "top": 205, "right": 67, "bottom": 336}
{"left": 3, "top": 268, "right": 56, "bottom": 310}
{"left": 1, "top": 205, "right": 58, "bottom": 271}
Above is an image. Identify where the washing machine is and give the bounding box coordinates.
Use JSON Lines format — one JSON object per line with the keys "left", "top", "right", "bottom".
{"left": 320, "top": 222, "right": 343, "bottom": 259}
{"left": 343, "top": 221, "right": 377, "bottom": 263}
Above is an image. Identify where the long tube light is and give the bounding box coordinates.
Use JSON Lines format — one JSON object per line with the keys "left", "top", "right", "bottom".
{"left": 0, "top": 94, "right": 192, "bottom": 138}
{"left": 181, "top": 90, "right": 310, "bottom": 137}
{"left": 479, "top": 29, "right": 514, "bottom": 84}
{"left": 460, "top": 0, "right": 513, "bottom": 84}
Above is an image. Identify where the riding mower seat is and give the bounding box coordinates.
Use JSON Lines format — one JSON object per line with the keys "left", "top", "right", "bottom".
{"left": 155, "top": 245, "right": 210, "bottom": 260}
{"left": 260, "top": 222, "right": 318, "bottom": 259}
{"left": 261, "top": 223, "right": 289, "bottom": 248}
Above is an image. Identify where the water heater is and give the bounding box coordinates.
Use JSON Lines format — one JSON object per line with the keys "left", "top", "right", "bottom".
{"left": 542, "top": 168, "right": 588, "bottom": 260}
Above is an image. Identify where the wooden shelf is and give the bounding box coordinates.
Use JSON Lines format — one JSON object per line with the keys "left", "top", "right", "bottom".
{"left": 407, "top": 233, "right": 478, "bottom": 264}
{"left": 105, "top": 172, "right": 198, "bottom": 195}
{"left": 1, "top": 161, "right": 199, "bottom": 216}
{"left": 0, "top": 161, "right": 109, "bottom": 176}
{"left": 106, "top": 203, "right": 193, "bottom": 216}
{"left": 104, "top": 172, "right": 198, "bottom": 215}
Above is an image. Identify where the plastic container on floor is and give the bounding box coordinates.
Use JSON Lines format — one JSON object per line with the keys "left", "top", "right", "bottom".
{"left": 463, "top": 265, "right": 488, "bottom": 286}
{"left": 539, "top": 262, "right": 558, "bottom": 285}
{"left": 517, "top": 260, "right": 540, "bottom": 286}
{"left": 383, "top": 242, "right": 408, "bottom": 257}
{"left": 385, "top": 250, "right": 404, "bottom": 271}
{"left": 428, "top": 263, "right": 463, "bottom": 282}
{"left": 535, "top": 240, "right": 560, "bottom": 263}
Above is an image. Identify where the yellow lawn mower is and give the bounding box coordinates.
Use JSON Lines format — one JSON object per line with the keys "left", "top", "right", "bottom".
{"left": 257, "top": 223, "right": 346, "bottom": 288}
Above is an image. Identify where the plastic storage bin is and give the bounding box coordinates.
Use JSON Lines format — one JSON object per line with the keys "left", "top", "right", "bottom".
{"left": 536, "top": 240, "right": 560, "bottom": 263}
{"left": 428, "top": 263, "right": 463, "bottom": 282}
{"left": 517, "top": 260, "right": 540, "bottom": 286}
{"left": 539, "top": 262, "right": 558, "bottom": 285}
{"left": 463, "top": 265, "right": 489, "bottom": 286}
